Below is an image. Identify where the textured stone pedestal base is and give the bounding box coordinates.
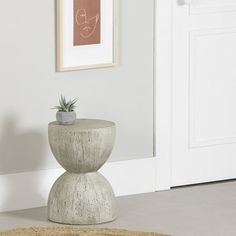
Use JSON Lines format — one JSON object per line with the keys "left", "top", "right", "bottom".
{"left": 48, "top": 119, "right": 116, "bottom": 225}
{"left": 48, "top": 172, "right": 116, "bottom": 225}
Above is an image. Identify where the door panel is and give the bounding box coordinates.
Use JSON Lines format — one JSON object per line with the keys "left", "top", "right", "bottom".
{"left": 190, "top": 0, "right": 236, "bottom": 14}
{"left": 172, "top": 0, "right": 236, "bottom": 186}
{"left": 189, "top": 29, "right": 236, "bottom": 147}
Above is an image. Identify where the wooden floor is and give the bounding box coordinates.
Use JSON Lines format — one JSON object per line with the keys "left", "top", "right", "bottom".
{"left": 0, "top": 181, "right": 236, "bottom": 236}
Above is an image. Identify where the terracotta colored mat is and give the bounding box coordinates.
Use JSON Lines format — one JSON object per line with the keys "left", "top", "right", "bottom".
{"left": 0, "top": 227, "right": 169, "bottom": 236}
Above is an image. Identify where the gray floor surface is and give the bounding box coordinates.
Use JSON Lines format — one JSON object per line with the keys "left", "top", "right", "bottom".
{"left": 0, "top": 181, "right": 236, "bottom": 236}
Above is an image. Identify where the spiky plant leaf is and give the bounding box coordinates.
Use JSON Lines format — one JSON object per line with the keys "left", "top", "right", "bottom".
{"left": 67, "top": 98, "right": 78, "bottom": 112}
{"left": 59, "top": 95, "right": 68, "bottom": 111}
{"left": 52, "top": 106, "right": 65, "bottom": 111}
{"left": 52, "top": 96, "right": 78, "bottom": 112}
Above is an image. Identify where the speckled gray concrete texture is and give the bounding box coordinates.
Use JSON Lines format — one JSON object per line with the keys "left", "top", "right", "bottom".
{"left": 48, "top": 119, "right": 116, "bottom": 173}
{"left": 48, "top": 172, "right": 116, "bottom": 225}
{"left": 56, "top": 111, "right": 76, "bottom": 125}
{"left": 48, "top": 119, "right": 116, "bottom": 224}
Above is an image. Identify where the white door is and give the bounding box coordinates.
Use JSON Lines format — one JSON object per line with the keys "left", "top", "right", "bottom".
{"left": 171, "top": 0, "right": 236, "bottom": 186}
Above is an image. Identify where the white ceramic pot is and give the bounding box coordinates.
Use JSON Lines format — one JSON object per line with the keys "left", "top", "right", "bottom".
{"left": 56, "top": 111, "right": 76, "bottom": 125}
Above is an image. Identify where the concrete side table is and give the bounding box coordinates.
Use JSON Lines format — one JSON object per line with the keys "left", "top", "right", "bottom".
{"left": 47, "top": 119, "right": 116, "bottom": 225}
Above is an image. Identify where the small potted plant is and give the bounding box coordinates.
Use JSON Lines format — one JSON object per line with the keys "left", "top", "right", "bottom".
{"left": 53, "top": 95, "right": 78, "bottom": 125}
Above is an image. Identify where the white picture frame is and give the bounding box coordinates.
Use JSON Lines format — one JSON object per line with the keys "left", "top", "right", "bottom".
{"left": 56, "top": 0, "right": 119, "bottom": 72}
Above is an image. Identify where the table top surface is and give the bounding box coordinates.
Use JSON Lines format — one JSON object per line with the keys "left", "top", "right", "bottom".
{"left": 49, "top": 119, "right": 115, "bottom": 130}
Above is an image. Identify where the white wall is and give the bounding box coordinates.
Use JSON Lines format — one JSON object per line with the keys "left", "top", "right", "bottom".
{"left": 0, "top": 0, "right": 154, "bottom": 175}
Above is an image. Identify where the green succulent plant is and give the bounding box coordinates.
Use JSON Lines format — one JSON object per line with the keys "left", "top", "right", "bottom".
{"left": 53, "top": 95, "right": 78, "bottom": 112}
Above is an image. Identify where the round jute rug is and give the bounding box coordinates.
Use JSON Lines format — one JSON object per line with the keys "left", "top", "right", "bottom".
{"left": 0, "top": 227, "right": 168, "bottom": 236}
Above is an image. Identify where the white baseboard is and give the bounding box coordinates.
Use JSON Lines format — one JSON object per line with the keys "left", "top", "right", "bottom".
{"left": 0, "top": 157, "right": 157, "bottom": 213}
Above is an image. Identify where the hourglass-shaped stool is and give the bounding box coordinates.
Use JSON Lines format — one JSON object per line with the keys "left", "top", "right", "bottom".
{"left": 47, "top": 119, "right": 116, "bottom": 225}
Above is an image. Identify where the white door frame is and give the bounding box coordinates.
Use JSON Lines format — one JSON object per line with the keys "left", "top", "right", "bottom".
{"left": 155, "top": 0, "right": 172, "bottom": 191}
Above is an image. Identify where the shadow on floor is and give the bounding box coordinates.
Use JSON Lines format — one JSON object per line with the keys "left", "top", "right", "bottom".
{"left": 2, "top": 207, "right": 48, "bottom": 223}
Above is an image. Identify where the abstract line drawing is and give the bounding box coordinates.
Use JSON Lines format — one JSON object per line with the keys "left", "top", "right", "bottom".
{"left": 73, "top": 0, "right": 101, "bottom": 46}
{"left": 75, "top": 9, "right": 99, "bottom": 39}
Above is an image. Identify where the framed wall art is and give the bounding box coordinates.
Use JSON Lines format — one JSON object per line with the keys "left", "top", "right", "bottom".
{"left": 56, "top": 0, "right": 119, "bottom": 71}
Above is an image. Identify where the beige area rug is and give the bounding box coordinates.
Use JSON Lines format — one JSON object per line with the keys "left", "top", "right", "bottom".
{"left": 0, "top": 227, "right": 169, "bottom": 236}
